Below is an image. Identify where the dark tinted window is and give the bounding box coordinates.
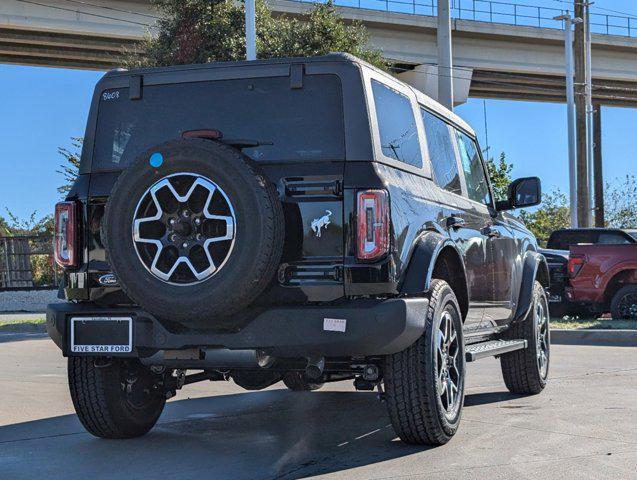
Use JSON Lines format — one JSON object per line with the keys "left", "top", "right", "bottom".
{"left": 371, "top": 80, "right": 422, "bottom": 168}
{"left": 547, "top": 231, "right": 595, "bottom": 250}
{"left": 598, "top": 233, "right": 632, "bottom": 244}
{"left": 421, "top": 109, "right": 461, "bottom": 195}
{"left": 455, "top": 130, "right": 491, "bottom": 205}
{"left": 93, "top": 75, "right": 344, "bottom": 170}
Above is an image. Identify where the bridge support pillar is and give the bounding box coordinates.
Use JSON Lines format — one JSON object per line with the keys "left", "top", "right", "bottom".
{"left": 397, "top": 65, "right": 473, "bottom": 106}
{"left": 437, "top": 0, "right": 453, "bottom": 109}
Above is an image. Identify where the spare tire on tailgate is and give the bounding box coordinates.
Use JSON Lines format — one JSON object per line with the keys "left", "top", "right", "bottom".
{"left": 103, "top": 138, "right": 284, "bottom": 327}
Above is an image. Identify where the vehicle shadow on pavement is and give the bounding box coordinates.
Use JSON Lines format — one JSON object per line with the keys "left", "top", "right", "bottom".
{"left": 0, "top": 388, "right": 508, "bottom": 480}
{"left": 463, "top": 391, "right": 524, "bottom": 407}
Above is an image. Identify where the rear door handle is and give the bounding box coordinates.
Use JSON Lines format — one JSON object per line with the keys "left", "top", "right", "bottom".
{"left": 482, "top": 226, "right": 501, "bottom": 238}
{"left": 446, "top": 216, "right": 466, "bottom": 230}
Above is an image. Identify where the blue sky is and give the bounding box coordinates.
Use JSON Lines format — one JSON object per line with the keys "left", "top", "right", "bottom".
{"left": 0, "top": 0, "right": 636, "bottom": 221}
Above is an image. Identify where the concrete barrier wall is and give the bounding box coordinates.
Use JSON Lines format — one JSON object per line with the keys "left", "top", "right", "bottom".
{"left": 0, "top": 289, "right": 62, "bottom": 313}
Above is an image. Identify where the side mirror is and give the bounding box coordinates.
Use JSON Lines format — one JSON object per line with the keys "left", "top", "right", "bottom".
{"left": 496, "top": 177, "right": 542, "bottom": 211}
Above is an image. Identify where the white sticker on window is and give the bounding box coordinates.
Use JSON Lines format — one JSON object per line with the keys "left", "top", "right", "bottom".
{"left": 323, "top": 318, "right": 346, "bottom": 333}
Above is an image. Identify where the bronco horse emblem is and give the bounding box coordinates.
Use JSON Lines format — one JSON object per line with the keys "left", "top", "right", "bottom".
{"left": 311, "top": 210, "right": 332, "bottom": 238}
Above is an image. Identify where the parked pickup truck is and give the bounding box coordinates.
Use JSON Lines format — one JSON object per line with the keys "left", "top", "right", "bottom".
{"left": 566, "top": 244, "right": 637, "bottom": 319}
{"left": 541, "top": 228, "right": 637, "bottom": 316}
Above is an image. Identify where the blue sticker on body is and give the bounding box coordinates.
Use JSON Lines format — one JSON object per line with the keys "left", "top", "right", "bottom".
{"left": 149, "top": 152, "right": 164, "bottom": 168}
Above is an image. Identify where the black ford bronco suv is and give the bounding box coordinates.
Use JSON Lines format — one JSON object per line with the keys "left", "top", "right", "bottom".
{"left": 48, "top": 53, "right": 550, "bottom": 445}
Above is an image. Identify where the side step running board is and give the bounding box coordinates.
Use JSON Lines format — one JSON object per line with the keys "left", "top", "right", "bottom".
{"left": 465, "top": 339, "right": 527, "bottom": 362}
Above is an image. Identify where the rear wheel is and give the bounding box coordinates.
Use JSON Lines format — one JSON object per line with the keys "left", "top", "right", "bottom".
{"left": 384, "top": 279, "right": 465, "bottom": 445}
{"left": 610, "top": 284, "right": 637, "bottom": 320}
{"left": 68, "top": 357, "right": 166, "bottom": 439}
{"left": 282, "top": 372, "right": 324, "bottom": 391}
{"left": 500, "top": 281, "right": 550, "bottom": 395}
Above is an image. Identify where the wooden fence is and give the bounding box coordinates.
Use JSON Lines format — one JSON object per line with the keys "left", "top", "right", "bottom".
{"left": 0, "top": 235, "right": 58, "bottom": 290}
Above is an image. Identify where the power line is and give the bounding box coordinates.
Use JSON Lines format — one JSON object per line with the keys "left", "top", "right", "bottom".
{"left": 12, "top": 0, "right": 155, "bottom": 27}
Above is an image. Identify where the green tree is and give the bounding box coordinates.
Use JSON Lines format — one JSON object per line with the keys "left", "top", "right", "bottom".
{"left": 57, "top": 137, "right": 82, "bottom": 196}
{"left": 1, "top": 210, "right": 53, "bottom": 236}
{"left": 604, "top": 175, "right": 637, "bottom": 228}
{"left": 485, "top": 152, "right": 513, "bottom": 202}
{"left": 125, "top": 0, "right": 386, "bottom": 69}
{"left": 518, "top": 190, "right": 570, "bottom": 247}
{"left": 0, "top": 216, "right": 10, "bottom": 236}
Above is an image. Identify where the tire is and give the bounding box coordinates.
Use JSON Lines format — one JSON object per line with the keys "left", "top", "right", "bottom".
{"left": 282, "top": 372, "right": 324, "bottom": 391}
{"left": 384, "top": 279, "right": 466, "bottom": 445}
{"left": 102, "top": 138, "right": 284, "bottom": 327}
{"left": 548, "top": 302, "right": 567, "bottom": 319}
{"left": 500, "top": 281, "right": 550, "bottom": 395}
{"left": 610, "top": 284, "right": 637, "bottom": 320}
{"left": 68, "top": 357, "right": 166, "bottom": 439}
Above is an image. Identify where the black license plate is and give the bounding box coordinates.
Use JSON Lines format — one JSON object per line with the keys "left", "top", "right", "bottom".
{"left": 70, "top": 317, "right": 132, "bottom": 354}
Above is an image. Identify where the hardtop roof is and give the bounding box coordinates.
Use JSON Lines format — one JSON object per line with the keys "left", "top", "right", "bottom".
{"left": 103, "top": 52, "right": 475, "bottom": 136}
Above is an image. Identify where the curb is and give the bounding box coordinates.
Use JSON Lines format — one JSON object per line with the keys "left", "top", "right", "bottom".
{"left": 551, "top": 329, "right": 637, "bottom": 347}
{"left": 0, "top": 322, "right": 47, "bottom": 334}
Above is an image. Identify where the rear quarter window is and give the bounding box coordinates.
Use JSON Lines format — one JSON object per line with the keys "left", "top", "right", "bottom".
{"left": 548, "top": 231, "right": 595, "bottom": 250}
{"left": 371, "top": 79, "right": 422, "bottom": 168}
{"left": 92, "top": 74, "right": 345, "bottom": 170}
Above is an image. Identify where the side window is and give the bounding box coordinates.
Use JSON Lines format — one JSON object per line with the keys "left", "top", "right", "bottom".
{"left": 371, "top": 80, "right": 422, "bottom": 168}
{"left": 598, "top": 233, "right": 632, "bottom": 244}
{"left": 455, "top": 130, "right": 492, "bottom": 206}
{"left": 421, "top": 109, "right": 461, "bottom": 195}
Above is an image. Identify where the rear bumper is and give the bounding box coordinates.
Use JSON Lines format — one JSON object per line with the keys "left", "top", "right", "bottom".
{"left": 46, "top": 298, "right": 427, "bottom": 358}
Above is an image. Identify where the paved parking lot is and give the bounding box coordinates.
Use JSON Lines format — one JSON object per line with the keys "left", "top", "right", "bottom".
{"left": 0, "top": 334, "right": 635, "bottom": 480}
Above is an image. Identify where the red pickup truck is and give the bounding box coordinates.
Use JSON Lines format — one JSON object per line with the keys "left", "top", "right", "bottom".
{"left": 566, "top": 244, "right": 637, "bottom": 319}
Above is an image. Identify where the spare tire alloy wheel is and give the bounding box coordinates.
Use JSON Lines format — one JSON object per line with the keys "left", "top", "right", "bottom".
{"left": 103, "top": 139, "right": 285, "bottom": 326}
{"left": 133, "top": 173, "right": 236, "bottom": 285}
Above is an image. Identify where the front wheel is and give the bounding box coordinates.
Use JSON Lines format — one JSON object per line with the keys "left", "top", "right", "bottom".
{"left": 384, "top": 279, "right": 466, "bottom": 445}
{"left": 500, "top": 281, "right": 550, "bottom": 394}
{"left": 68, "top": 357, "right": 166, "bottom": 439}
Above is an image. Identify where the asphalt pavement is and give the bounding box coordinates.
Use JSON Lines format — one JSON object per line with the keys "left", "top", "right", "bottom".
{"left": 0, "top": 334, "right": 635, "bottom": 480}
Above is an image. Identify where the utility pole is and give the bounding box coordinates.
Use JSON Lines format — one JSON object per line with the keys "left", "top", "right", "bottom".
{"left": 593, "top": 104, "right": 605, "bottom": 227}
{"left": 245, "top": 0, "right": 256, "bottom": 61}
{"left": 584, "top": 3, "right": 595, "bottom": 226}
{"left": 574, "top": 0, "right": 590, "bottom": 227}
{"left": 554, "top": 12, "right": 581, "bottom": 228}
{"left": 437, "top": 0, "right": 453, "bottom": 110}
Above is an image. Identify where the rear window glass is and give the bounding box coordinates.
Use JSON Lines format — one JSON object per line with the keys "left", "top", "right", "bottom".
{"left": 547, "top": 231, "right": 595, "bottom": 250}
{"left": 92, "top": 75, "right": 344, "bottom": 170}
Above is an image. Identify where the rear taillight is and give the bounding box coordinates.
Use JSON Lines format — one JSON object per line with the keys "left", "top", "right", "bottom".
{"left": 54, "top": 201, "right": 78, "bottom": 268}
{"left": 567, "top": 254, "right": 585, "bottom": 278}
{"left": 356, "top": 189, "right": 389, "bottom": 261}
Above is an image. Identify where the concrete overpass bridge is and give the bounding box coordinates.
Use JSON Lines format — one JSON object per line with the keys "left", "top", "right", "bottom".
{"left": 2, "top": 0, "right": 637, "bottom": 106}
